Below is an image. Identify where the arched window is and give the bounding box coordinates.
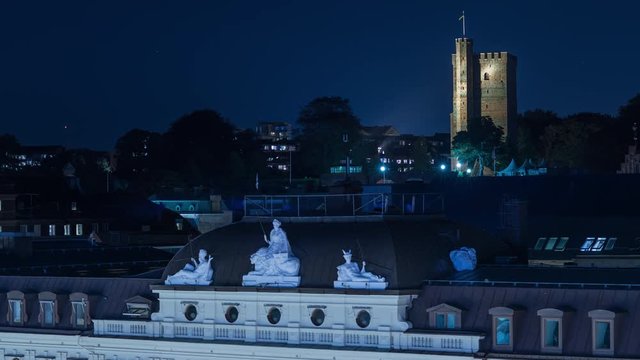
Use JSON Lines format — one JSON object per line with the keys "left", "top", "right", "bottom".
{"left": 484, "top": 73, "right": 490, "bottom": 80}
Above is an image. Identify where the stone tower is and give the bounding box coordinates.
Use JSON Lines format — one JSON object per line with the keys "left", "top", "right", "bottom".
{"left": 450, "top": 37, "right": 517, "bottom": 147}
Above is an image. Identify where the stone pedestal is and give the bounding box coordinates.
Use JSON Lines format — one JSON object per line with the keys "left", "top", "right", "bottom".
{"left": 242, "top": 275, "right": 300, "bottom": 288}
{"left": 333, "top": 280, "right": 388, "bottom": 290}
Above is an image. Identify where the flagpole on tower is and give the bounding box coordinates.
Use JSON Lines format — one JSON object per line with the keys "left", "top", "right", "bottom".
{"left": 459, "top": 11, "right": 466, "bottom": 37}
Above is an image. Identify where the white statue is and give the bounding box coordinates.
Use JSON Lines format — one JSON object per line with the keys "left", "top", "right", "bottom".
{"left": 165, "top": 249, "right": 214, "bottom": 285}
{"left": 449, "top": 247, "right": 477, "bottom": 271}
{"left": 242, "top": 219, "right": 300, "bottom": 287}
{"left": 334, "top": 249, "right": 387, "bottom": 289}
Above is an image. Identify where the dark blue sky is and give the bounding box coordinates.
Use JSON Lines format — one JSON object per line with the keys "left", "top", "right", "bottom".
{"left": 1, "top": 1, "right": 639, "bottom": 150}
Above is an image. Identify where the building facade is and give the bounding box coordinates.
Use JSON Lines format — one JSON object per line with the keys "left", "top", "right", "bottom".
{"left": 450, "top": 38, "right": 517, "bottom": 145}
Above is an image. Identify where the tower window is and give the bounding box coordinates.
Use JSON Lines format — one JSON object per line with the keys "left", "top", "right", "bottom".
{"left": 484, "top": 73, "right": 490, "bottom": 80}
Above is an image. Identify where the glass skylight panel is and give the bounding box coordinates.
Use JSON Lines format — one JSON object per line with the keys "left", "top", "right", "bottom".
{"left": 604, "top": 238, "right": 616, "bottom": 250}
{"left": 534, "top": 237, "right": 547, "bottom": 250}
{"left": 580, "top": 237, "right": 595, "bottom": 252}
{"left": 555, "top": 237, "right": 569, "bottom": 251}
{"left": 591, "top": 238, "right": 606, "bottom": 252}
{"left": 544, "top": 237, "right": 558, "bottom": 250}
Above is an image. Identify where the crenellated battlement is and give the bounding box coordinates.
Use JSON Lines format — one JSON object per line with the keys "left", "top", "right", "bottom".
{"left": 477, "top": 52, "right": 511, "bottom": 61}
{"left": 455, "top": 38, "right": 473, "bottom": 44}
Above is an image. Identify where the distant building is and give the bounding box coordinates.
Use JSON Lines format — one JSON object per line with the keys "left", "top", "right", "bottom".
{"left": 256, "top": 122, "right": 297, "bottom": 173}
{"left": 450, "top": 37, "right": 517, "bottom": 146}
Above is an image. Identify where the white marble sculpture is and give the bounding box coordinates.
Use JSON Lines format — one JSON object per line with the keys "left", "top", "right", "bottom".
{"left": 165, "top": 249, "right": 214, "bottom": 285}
{"left": 242, "top": 219, "right": 300, "bottom": 287}
{"left": 449, "top": 247, "right": 477, "bottom": 271}
{"left": 334, "top": 249, "right": 388, "bottom": 290}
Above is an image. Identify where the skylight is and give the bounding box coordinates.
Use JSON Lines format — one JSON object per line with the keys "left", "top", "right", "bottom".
{"left": 555, "top": 237, "right": 569, "bottom": 251}
{"left": 580, "top": 237, "right": 595, "bottom": 252}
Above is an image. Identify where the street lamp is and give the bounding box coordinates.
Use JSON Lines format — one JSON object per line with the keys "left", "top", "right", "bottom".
{"left": 380, "top": 165, "right": 386, "bottom": 183}
{"left": 440, "top": 164, "right": 446, "bottom": 171}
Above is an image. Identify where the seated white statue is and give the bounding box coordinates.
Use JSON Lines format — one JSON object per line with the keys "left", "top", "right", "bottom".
{"left": 336, "top": 249, "right": 386, "bottom": 283}
{"left": 248, "top": 219, "right": 300, "bottom": 277}
{"left": 165, "top": 249, "right": 214, "bottom": 285}
{"left": 449, "top": 247, "right": 477, "bottom": 271}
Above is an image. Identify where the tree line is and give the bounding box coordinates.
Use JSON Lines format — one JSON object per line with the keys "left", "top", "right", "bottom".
{"left": 453, "top": 94, "right": 640, "bottom": 174}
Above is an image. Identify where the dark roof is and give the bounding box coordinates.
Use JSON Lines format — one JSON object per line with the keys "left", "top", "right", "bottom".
{"left": 0, "top": 276, "right": 159, "bottom": 330}
{"left": 410, "top": 283, "right": 640, "bottom": 357}
{"left": 162, "top": 218, "right": 511, "bottom": 290}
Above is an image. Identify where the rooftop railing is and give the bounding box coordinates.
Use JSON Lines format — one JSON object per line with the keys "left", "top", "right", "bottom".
{"left": 244, "top": 193, "right": 444, "bottom": 218}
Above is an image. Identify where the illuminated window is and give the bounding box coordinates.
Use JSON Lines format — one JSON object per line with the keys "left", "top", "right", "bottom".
{"left": 588, "top": 310, "right": 615, "bottom": 356}
{"left": 64, "top": 224, "right": 71, "bottom": 236}
{"left": 76, "top": 224, "right": 83, "bottom": 236}
{"left": 489, "top": 307, "right": 514, "bottom": 351}
{"left": 580, "top": 237, "right": 595, "bottom": 251}
{"left": 71, "top": 202, "right": 77, "bottom": 211}
{"left": 591, "top": 237, "right": 606, "bottom": 252}
{"left": 48, "top": 224, "right": 56, "bottom": 236}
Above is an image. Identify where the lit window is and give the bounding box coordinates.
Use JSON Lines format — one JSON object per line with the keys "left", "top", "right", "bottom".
{"left": 580, "top": 237, "right": 595, "bottom": 251}
{"left": 537, "top": 308, "right": 563, "bottom": 353}
{"left": 71, "top": 202, "right": 77, "bottom": 211}
{"left": 489, "top": 307, "right": 514, "bottom": 351}
{"left": 64, "top": 224, "right": 71, "bottom": 236}
{"left": 555, "top": 237, "right": 569, "bottom": 251}
{"left": 427, "top": 303, "right": 461, "bottom": 329}
{"left": 589, "top": 309, "right": 615, "bottom": 356}
{"left": 48, "top": 224, "right": 56, "bottom": 236}
{"left": 0, "top": 200, "right": 2, "bottom": 211}
{"left": 76, "top": 224, "right": 83, "bottom": 236}
{"left": 591, "top": 237, "right": 606, "bottom": 252}
{"left": 41, "top": 301, "right": 54, "bottom": 326}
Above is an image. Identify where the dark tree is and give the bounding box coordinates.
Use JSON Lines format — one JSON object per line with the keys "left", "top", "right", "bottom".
{"left": 452, "top": 117, "right": 504, "bottom": 174}
{"left": 162, "top": 110, "right": 236, "bottom": 187}
{"left": 541, "top": 113, "right": 609, "bottom": 170}
{"left": 516, "top": 110, "right": 561, "bottom": 161}
{"left": 295, "top": 97, "right": 362, "bottom": 177}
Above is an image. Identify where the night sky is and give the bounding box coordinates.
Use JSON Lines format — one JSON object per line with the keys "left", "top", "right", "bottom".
{"left": 1, "top": 1, "right": 639, "bottom": 150}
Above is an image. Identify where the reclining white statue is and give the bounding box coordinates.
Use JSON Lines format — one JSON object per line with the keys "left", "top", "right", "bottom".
{"left": 165, "top": 249, "right": 214, "bottom": 285}
{"left": 334, "top": 249, "right": 387, "bottom": 289}
{"left": 242, "top": 219, "right": 300, "bottom": 287}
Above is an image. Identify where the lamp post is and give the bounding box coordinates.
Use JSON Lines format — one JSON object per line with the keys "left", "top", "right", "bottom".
{"left": 380, "top": 165, "right": 386, "bottom": 183}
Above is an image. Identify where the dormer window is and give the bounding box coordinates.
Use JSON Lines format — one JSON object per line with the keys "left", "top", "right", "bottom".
{"left": 537, "top": 308, "right": 564, "bottom": 353}
{"left": 122, "top": 296, "right": 152, "bottom": 319}
{"left": 588, "top": 309, "right": 616, "bottom": 356}
{"left": 426, "top": 303, "right": 462, "bottom": 329}
{"left": 7, "top": 290, "right": 27, "bottom": 326}
{"left": 38, "top": 291, "right": 58, "bottom": 327}
{"left": 69, "top": 293, "right": 90, "bottom": 328}
{"left": 489, "top": 307, "right": 515, "bottom": 351}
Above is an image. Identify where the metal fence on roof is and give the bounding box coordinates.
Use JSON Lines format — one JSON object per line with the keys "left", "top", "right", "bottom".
{"left": 244, "top": 193, "right": 444, "bottom": 218}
